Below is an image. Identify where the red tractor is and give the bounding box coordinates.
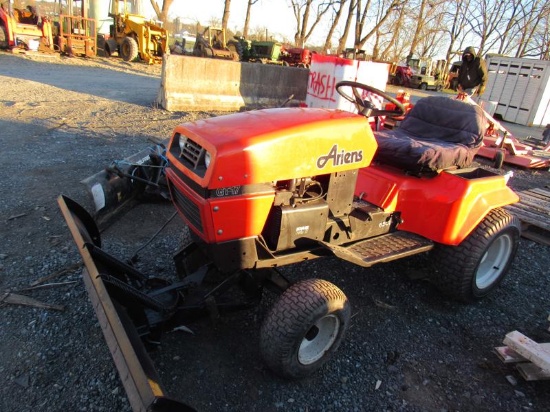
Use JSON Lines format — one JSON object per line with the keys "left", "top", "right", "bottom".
{"left": 59, "top": 81, "right": 520, "bottom": 411}
{"left": 279, "top": 46, "right": 314, "bottom": 68}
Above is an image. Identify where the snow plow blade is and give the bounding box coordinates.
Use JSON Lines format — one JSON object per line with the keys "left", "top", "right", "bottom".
{"left": 81, "top": 144, "right": 169, "bottom": 229}
{"left": 57, "top": 195, "right": 196, "bottom": 412}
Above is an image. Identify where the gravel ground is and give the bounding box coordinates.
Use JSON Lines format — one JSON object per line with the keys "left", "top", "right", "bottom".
{"left": 1, "top": 51, "right": 549, "bottom": 412}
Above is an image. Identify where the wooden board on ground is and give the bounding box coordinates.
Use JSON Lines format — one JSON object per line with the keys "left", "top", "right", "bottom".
{"left": 505, "top": 187, "right": 550, "bottom": 245}
{"left": 495, "top": 330, "right": 550, "bottom": 381}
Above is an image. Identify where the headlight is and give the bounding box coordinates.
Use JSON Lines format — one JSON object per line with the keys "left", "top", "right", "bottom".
{"left": 204, "top": 151, "right": 211, "bottom": 168}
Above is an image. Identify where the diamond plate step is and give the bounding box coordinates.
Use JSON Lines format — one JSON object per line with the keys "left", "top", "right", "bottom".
{"left": 323, "top": 231, "right": 434, "bottom": 268}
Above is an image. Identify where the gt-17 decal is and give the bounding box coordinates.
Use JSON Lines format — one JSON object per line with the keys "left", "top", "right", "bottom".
{"left": 215, "top": 186, "right": 242, "bottom": 197}
{"left": 317, "top": 144, "right": 363, "bottom": 169}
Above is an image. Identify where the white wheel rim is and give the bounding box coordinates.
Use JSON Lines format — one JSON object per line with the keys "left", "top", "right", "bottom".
{"left": 298, "top": 314, "right": 340, "bottom": 365}
{"left": 476, "top": 233, "right": 513, "bottom": 289}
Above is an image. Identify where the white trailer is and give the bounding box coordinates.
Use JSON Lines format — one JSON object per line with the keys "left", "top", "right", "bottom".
{"left": 483, "top": 56, "right": 550, "bottom": 126}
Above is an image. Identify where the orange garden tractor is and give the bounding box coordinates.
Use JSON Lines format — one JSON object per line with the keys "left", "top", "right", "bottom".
{"left": 59, "top": 81, "right": 521, "bottom": 411}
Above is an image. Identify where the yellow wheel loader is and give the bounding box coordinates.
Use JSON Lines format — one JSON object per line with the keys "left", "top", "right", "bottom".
{"left": 105, "top": 0, "right": 167, "bottom": 64}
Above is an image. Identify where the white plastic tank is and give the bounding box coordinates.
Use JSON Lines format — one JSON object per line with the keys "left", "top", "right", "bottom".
{"left": 89, "top": 0, "right": 112, "bottom": 35}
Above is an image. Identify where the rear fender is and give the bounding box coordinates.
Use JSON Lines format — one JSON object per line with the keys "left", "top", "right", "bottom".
{"left": 356, "top": 166, "right": 519, "bottom": 245}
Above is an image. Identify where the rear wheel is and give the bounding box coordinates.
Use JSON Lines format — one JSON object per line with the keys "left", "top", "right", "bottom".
{"left": 429, "top": 208, "right": 520, "bottom": 302}
{"left": 0, "top": 23, "right": 8, "bottom": 49}
{"left": 493, "top": 150, "right": 505, "bottom": 169}
{"left": 227, "top": 40, "right": 243, "bottom": 61}
{"left": 420, "top": 82, "right": 428, "bottom": 90}
{"left": 260, "top": 278, "right": 351, "bottom": 379}
{"left": 120, "top": 37, "right": 139, "bottom": 62}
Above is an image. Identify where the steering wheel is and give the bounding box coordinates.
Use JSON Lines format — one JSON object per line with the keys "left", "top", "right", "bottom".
{"left": 336, "top": 81, "right": 406, "bottom": 118}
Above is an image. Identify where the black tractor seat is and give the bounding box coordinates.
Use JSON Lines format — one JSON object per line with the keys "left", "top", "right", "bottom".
{"left": 374, "top": 96, "right": 486, "bottom": 173}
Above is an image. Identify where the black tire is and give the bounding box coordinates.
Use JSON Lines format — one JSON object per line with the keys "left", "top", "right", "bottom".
{"left": 0, "top": 23, "right": 8, "bottom": 49}
{"left": 494, "top": 150, "right": 505, "bottom": 169}
{"left": 420, "top": 83, "right": 428, "bottom": 90}
{"left": 260, "top": 278, "right": 351, "bottom": 379}
{"left": 227, "top": 40, "right": 243, "bottom": 60}
{"left": 120, "top": 37, "right": 139, "bottom": 62}
{"left": 429, "top": 208, "right": 520, "bottom": 302}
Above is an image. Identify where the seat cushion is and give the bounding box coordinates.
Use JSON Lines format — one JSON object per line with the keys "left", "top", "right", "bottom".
{"left": 374, "top": 96, "right": 486, "bottom": 172}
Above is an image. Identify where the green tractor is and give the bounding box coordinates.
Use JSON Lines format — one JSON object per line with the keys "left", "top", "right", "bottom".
{"left": 248, "top": 40, "right": 286, "bottom": 65}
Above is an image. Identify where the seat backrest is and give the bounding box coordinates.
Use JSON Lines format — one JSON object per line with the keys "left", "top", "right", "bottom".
{"left": 399, "top": 96, "right": 486, "bottom": 148}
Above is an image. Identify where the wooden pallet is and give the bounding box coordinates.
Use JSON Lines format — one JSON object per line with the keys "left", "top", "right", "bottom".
{"left": 505, "top": 187, "right": 550, "bottom": 246}
{"left": 495, "top": 329, "right": 550, "bottom": 381}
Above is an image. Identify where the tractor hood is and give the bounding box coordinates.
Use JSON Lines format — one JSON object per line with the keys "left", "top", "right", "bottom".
{"left": 166, "top": 108, "right": 376, "bottom": 189}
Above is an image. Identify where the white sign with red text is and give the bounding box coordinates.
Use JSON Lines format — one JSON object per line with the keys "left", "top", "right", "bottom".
{"left": 305, "top": 54, "right": 390, "bottom": 112}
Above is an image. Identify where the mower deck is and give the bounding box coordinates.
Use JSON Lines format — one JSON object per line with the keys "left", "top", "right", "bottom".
{"left": 477, "top": 135, "right": 550, "bottom": 169}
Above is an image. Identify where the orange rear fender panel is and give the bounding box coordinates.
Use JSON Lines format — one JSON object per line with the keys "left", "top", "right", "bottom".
{"left": 168, "top": 108, "right": 377, "bottom": 189}
{"left": 356, "top": 166, "right": 519, "bottom": 245}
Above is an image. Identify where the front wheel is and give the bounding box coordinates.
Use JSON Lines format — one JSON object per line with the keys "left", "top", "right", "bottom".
{"left": 260, "top": 279, "right": 351, "bottom": 379}
{"left": 429, "top": 208, "right": 520, "bottom": 302}
{"left": 120, "top": 37, "right": 138, "bottom": 62}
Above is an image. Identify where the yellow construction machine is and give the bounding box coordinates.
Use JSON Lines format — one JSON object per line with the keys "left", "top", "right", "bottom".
{"left": 104, "top": 0, "right": 167, "bottom": 64}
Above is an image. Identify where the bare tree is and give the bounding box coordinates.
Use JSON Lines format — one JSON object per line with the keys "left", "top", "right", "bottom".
{"left": 538, "top": 16, "right": 550, "bottom": 59}
{"left": 377, "top": 2, "right": 407, "bottom": 61}
{"left": 149, "top": 0, "right": 174, "bottom": 24}
{"left": 323, "top": 0, "right": 348, "bottom": 52}
{"left": 441, "top": 0, "right": 469, "bottom": 66}
{"left": 405, "top": 0, "right": 428, "bottom": 60}
{"left": 221, "top": 0, "right": 231, "bottom": 31}
{"left": 372, "top": 0, "right": 402, "bottom": 60}
{"left": 400, "top": 0, "right": 447, "bottom": 61}
{"left": 242, "top": 0, "right": 260, "bottom": 37}
{"left": 353, "top": 0, "right": 401, "bottom": 51}
{"left": 468, "top": 0, "right": 515, "bottom": 55}
{"left": 291, "top": 0, "right": 335, "bottom": 47}
{"left": 514, "top": 0, "right": 550, "bottom": 58}
{"left": 336, "top": 0, "right": 357, "bottom": 54}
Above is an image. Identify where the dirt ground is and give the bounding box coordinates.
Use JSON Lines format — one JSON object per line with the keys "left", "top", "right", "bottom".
{"left": 1, "top": 51, "right": 549, "bottom": 412}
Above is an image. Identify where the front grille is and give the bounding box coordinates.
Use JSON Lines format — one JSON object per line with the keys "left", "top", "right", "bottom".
{"left": 169, "top": 135, "right": 208, "bottom": 178}
{"left": 170, "top": 185, "right": 203, "bottom": 234}
{"left": 180, "top": 139, "right": 203, "bottom": 168}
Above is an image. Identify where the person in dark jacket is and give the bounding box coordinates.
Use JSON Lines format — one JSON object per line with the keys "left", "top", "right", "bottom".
{"left": 457, "top": 47, "right": 488, "bottom": 96}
